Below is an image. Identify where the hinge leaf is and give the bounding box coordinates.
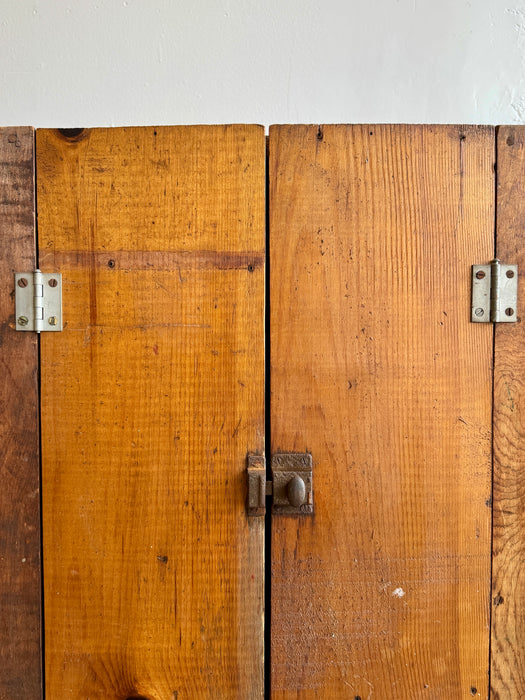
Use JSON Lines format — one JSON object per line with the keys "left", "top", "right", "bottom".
{"left": 15, "top": 270, "right": 62, "bottom": 332}
{"left": 471, "top": 259, "right": 518, "bottom": 323}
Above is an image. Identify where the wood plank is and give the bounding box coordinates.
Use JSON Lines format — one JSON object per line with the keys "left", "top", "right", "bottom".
{"left": 0, "top": 127, "right": 42, "bottom": 697}
{"left": 491, "top": 126, "right": 525, "bottom": 697}
{"left": 270, "top": 125, "right": 494, "bottom": 698}
{"left": 37, "top": 125, "right": 265, "bottom": 698}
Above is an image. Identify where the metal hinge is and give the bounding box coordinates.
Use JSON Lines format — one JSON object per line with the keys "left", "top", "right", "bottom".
{"left": 471, "top": 259, "right": 518, "bottom": 323}
{"left": 15, "top": 270, "right": 62, "bottom": 332}
{"left": 247, "top": 453, "right": 314, "bottom": 516}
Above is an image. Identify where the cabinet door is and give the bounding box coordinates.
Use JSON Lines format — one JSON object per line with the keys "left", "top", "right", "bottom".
{"left": 270, "top": 125, "right": 495, "bottom": 698}
{"left": 37, "top": 126, "right": 265, "bottom": 698}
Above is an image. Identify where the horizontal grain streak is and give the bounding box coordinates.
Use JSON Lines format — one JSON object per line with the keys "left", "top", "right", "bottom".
{"left": 40, "top": 249, "right": 265, "bottom": 271}
{"left": 65, "top": 323, "right": 212, "bottom": 331}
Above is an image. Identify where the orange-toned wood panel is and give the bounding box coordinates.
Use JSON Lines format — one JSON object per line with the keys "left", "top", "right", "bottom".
{"left": 0, "top": 128, "right": 42, "bottom": 697}
{"left": 270, "top": 125, "right": 494, "bottom": 698}
{"left": 491, "top": 126, "right": 525, "bottom": 697}
{"left": 37, "top": 126, "right": 265, "bottom": 699}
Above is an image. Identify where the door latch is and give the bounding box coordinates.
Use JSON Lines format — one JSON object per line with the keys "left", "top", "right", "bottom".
{"left": 247, "top": 452, "right": 313, "bottom": 516}
{"left": 471, "top": 259, "right": 518, "bottom": 323}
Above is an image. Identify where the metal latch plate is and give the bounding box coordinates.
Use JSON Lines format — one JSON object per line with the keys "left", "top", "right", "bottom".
{"left": 247, "top": 454, "right": 267, "bottom": 517}
{"left": 271, "top": 453, "right": 313, "bottom": 515}
{"left": 15, "top": 271, "right": 62, "bottom": 332}
{"left": 247, "top": 452, "right": 314, "bottom": 516}
{"left": 472, "top": 260, "right": 518, "bottom": 323}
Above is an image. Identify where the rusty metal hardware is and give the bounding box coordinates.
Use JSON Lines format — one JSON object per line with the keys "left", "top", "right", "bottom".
{"left": 247, "top": 452, "right": 313, "bottom": 516}
{"left": 246, "top": 454, "right": 268, "bottom": 516}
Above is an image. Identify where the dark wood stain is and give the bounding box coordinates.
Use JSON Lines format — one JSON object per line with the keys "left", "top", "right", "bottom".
{"left": 0, "top": 127, "right": 42, "bottom": 697}
{"left": 40, "top": 249, "right": 265, "bottom": 271}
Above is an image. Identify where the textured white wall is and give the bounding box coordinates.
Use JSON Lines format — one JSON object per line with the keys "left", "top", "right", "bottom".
{"left": 0, "top": 0, "right": 524, "bottom": 128}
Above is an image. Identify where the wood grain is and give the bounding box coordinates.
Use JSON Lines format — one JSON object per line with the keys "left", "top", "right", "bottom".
{"left": 270, "top": 125, "right": 494, "bottom": 698}
{"left": 490, "top": 126, "right": 525, "bottom": 697}
{"left": 37, "top": 126, "right": 265, "bottom": 698}
{"left": 0, "top": 128, "right": 42, "bottom": 698}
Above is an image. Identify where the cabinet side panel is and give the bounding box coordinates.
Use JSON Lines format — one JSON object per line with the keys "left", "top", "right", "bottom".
{"left": 491, "top": 126, "right": 525, "bottom": 697}
{"left": 0, "top": 127, "right": 41, "bottom": 697}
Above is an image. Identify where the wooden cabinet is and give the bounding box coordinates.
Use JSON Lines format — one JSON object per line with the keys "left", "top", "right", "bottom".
{"left": 0, "top": 124, "right": 523, "bottom": 698}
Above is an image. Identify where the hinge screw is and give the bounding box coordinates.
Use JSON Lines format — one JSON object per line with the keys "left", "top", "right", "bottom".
{"left": 17, "top": 315, "right": 29, "bottom": 326}
{"left": 475, "top": 308, "right": 484, "bottom": 317}
{"left": 17, "top": 277, "right": 28, "bottom": 288}
{"left": 48, "top": 316, "right": 58, "bottom": 326}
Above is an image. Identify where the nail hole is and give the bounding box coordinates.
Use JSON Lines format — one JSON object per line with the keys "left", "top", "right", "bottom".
{"left": 476, "top": 270, "right": 486, "bottom": 279}
{"left": 17, "top": 277, "right": 28, "bottom": 288}
{"left": 507, "top": 269, "right": 515, "bottom": 278}
{"left": 494, "top": 594, "right": 504, "bottom": 606}
{"left": 48, "top": 278, "right": 58, "bottom": 287}
{"left": 317, "top": 126, "right": 323, "bottom": 141}
{"left": 505, "top": 307, "right": 514, "bottom": 316}
{"left": 247, "top": 264, "right": 254, "bottom": 272}
{"left": 108, "top": 259, "right": 116, "bottom": 269}
{"left": 470, "top": 688, "right": 477, "bottom": 696}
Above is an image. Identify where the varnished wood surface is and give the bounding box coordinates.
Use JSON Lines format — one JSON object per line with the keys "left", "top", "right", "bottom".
{"left": 270, "top": 125, "right": 494, "bottom": 698}
{"left": 0, "top": 128, "right": 42, "bottom": 698}
{"left": 37, "top": 126, "right": 265, "bottom": 698}
{"left": 491, "top": 126, "right": 525, "bottom": 697}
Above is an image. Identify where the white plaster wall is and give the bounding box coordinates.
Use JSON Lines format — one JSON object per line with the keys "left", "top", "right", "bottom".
{"left": 0, "top": 0, "right": 524, "bottom": 127}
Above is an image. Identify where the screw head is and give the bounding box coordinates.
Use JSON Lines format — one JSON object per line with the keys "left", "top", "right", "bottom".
{"left": 505, "top": 307, "right": 514, "bottom": 317}
{"left": 17, "top": 316, "right": 29, "bottom": 326}
{"left": 475, "top": 308, "right": 484, "bottom": 317}
{"left": 17, "top": 277, "right": 28, "bottom": 288}
{"left": 506, "top": 269, "right": 515, "bottom": 279}
{"left": 48, "top": 316, "right": 58, "bottom": 326}
{"left": 476, "top": 270, "right": 486, "bottom": 279}
{"left": 48, "top": 278, "right": 58, "bottom": 288}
